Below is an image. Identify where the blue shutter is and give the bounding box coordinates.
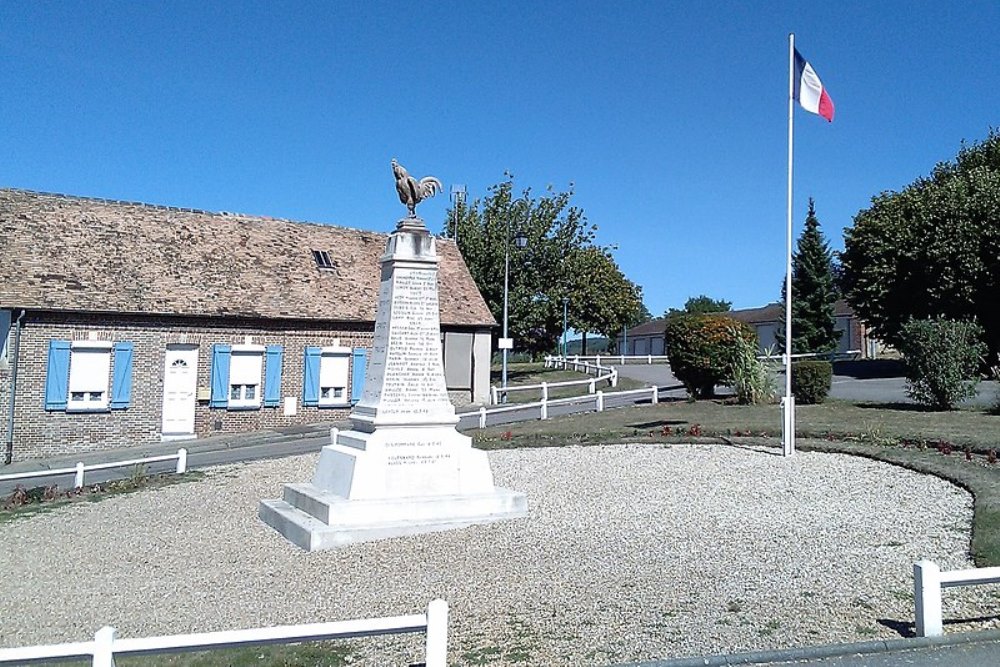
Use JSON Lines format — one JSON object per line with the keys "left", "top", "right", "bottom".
{"left": 302, "top": 347, "right": 321, "bottom": 407}
{"left": 351, "top": 347, "right": 367, "bottom": 404}
{"left": 44, "top": 340, "right": 71, "bottom": 411}
{"left": 110, "top": 342, "right": 134, "bottom": 409}
{"left": 210, "top": 344, "right": 232, "bottom": 408}
{"left": 264, "top": 345, "right": 283, "bottom": 407}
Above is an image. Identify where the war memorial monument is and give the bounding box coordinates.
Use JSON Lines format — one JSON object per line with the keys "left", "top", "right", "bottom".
{"left": 260, "top": 161, "right": 527, "bottom": 550}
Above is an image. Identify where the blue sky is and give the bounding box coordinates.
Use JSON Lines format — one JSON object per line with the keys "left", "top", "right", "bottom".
{"left": 2, "top": 1, "right": 998, "bottom": 318}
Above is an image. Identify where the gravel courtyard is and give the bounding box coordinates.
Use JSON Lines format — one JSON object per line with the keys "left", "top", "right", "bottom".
{"left": 2, "top": 444, "right": 997, "bottom": 666}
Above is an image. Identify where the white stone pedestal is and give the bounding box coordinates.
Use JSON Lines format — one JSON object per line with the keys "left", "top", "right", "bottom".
{"left": 260, "top": 216, "right": 526, "bottom": 550}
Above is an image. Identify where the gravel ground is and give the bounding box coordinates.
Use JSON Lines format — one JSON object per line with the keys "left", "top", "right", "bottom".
{"left": 2, "top": 444, "right": 997, "bottom": 666}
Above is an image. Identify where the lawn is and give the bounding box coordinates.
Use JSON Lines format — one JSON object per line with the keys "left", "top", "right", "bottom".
{"left": 489, "top": 362, "right": 646, "bottom": 404}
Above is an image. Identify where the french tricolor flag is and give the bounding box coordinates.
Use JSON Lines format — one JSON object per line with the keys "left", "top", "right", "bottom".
{"left": 793, "top": 48, "right": 834, "bottom": 122}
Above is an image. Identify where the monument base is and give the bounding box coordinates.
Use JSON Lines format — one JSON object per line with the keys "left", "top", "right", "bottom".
{"left": 259, "top": 485, "right": 527, "bottom": 551}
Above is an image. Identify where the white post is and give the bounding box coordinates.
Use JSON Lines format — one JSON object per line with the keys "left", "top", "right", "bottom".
{"left": 478, "top": 406, "right": 487, "bottom": 429}
{"left": 783, "top": 32, "right": 797, "bottom": 458}
{"left": 175, "top": 448, "right": 188, "bottom": 474}
{"left": 620, "top": 354, "right": 625, "bottom": 365}
{"left": 74, "top": 462, "right": 85, "bottom": 489}
{"left": 541, "top": 382, "right": 548, "bottom": 402}
{"left": 540, "top": 396, "right": 548, "bottom": 420}
{"left": 330, "top": 427, "right": 339, "bottom": 447}
{"left": 490, "top": 386, "right": 498, "bottom": 406}
{"left": 425, "top": 599, "right": 449, "bottom": 667}
{"left": 588, "top": 379, "right": 595, "bottom": 394}
{"left": 611, "top": 369, "right": 618, "bottom": 388}
{"left": 596, "top": 390, "right": 604, "bottom": 412}
{"left": 93, "top": 626, "right": 117, "bottom": 667}
{"left": 651, "top": 387, "right": 659, "bottom": 404}
{"left": 781, "top": 395, "right": 796, "bottom": 457}
{"left": 647, "top": 354, "right": 652, "bottom": 364}
{"left": 914, "top": 560, "right": 943, "bottom": 637}
{"left": 596, "top": 354, "right": 601, "bottom": 367}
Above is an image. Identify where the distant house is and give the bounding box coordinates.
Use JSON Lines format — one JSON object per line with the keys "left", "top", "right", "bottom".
{"left": 727, "top": 300, "right": 871, "bottom": 356}
{"left": 619, "top": 319, "right": 667, "bottom": 356}
{"left": 617, "top": 300, "right": 879, "bottom": 359}
{"left": 0, "top": 189, "right": 495, "bottom": 463}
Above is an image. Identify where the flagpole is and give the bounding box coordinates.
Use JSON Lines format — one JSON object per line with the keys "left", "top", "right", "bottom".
{"left": 783, "top": 32, "right": 796, "bottom": 457}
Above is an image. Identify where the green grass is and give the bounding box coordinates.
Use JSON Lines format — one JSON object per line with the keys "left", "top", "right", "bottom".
{"left": 52, "top": 642, "right": 354, "bottom": 666}
{"left": 0, "top": 470, "right": 206, "bottom": 524}
{"left": 489, "top": 362, "right": 646, "bottom": 405}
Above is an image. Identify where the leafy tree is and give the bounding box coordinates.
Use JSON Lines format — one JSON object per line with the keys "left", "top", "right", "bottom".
{"left": 842, "top": 131, "right": 1000, "bottom": 359}
{"left": 444, "top": 176, "right": 642, "bottom": 358}
{"left": 664, "top": 295, "right": 732, "bottom": 319}
{"left": 777, "top": 198, "right": 839, "bottom": 354}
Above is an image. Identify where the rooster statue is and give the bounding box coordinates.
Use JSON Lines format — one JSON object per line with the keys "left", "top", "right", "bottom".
{"left": 392, "top": 159, "right": 443, "bottom": 218}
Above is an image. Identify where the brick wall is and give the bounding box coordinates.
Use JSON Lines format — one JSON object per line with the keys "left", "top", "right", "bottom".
{"left": 6, "top": 312, "right": 382, "bottom": 462}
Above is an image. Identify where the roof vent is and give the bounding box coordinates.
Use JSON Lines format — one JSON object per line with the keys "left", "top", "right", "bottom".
{"left": 312, "top": 250, "right": 336, "bottom": 270}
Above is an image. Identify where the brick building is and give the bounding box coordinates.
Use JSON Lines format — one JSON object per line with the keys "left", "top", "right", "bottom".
{"left": 0, "top": 189, "right": 495, "bottom": 463}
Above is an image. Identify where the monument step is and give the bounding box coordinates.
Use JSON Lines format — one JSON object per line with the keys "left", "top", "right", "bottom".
{"left": 259, "top": 488, "right": 527, "bottom": 551}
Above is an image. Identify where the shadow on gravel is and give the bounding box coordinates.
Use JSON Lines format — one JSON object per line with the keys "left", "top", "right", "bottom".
{"left": 878, "top": 613, "right": 1000, "bottom": 639}
{"left": 877, "top": 618, "right": 914, "bottom": 638}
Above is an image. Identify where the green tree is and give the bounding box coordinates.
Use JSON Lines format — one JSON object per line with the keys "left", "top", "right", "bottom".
{"left": 777, "top": 198, "right": 839, "bottom": 354}
{"left": 664, "top": 295, "right": 732, "bottom": 319}
{"left": 564, "top": 246, "right": 644, "bottom": 354}
{"left": 444, "top": 176, "right": 642, "bottom": 358}
{"left": 842, "top": 131, "right": 1000, "bottom": 359}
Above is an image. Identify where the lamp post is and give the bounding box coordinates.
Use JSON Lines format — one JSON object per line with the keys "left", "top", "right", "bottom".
{"left": 562, "top": 297, "right": 569, "bottom": 358}
{"left": 500, "top": 220, "right": 527, "bottom": 401}
{"left": 450, "top": 184, "right": 466, "bottom": 245}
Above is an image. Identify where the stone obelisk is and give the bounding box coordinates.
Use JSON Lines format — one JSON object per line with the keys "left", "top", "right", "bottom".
{"left": 260, "top": 161, "right": 527, "bottom": 551}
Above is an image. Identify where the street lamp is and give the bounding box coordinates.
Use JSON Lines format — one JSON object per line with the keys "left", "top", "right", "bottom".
{"left": 562, "top": 297, "right": 569, "bottom": 358}
{"left": 450, "top": 185, "right": 466, "bottom": 245}
{"left": 500, "top": 221, "right": 528, "bottom": 401}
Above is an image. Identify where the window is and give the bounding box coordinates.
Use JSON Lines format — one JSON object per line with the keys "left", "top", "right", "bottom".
{"left": 0, "top": 309, "right": 10, "bottom": 364}
{"left": 303, "top": 345, "right": 366, "bottom": 407}
{"left": 67, "top": 342, "right": 112, "bottom": 411}
{"left": 312, "top": 249, "right": 336, "bottom": 270}
{"left": 319, "top": 347, "right": 350, "bottom": 406}
{"left": 228, "top": 348, "right": 263, "bottom": 409}
{"left": 209, "top": 344, "right": 283, "bottom": 410}
{"left": 44, "top": 339, "right": 133, "bottom": 412}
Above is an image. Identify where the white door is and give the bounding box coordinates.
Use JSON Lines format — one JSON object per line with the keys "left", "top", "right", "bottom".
{"left": 162, "top": 345, "right": 198, "bottom": 437}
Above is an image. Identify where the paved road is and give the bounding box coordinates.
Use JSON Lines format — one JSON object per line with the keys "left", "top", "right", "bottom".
{"left": 615, "top": 361, "right": 999, "bottom": 407}
{"left": 782, "top": 639, "right": 1000, "bottom": 665}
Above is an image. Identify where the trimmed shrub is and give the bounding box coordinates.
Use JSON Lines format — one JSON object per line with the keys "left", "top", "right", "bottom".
{"left": 898, "top": 317, "right": 986, "bottom": 410}
{"left": 791, "top": 360, "right": 832, "bottom": 404}
{"left": 664, "top": 314, "right": 758, "bottom": 399}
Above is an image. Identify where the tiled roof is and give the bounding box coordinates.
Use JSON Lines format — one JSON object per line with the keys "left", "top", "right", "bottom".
{"left": 625, "top": 319, "right": 667, "bottom": 336}
{"left": 0, "top": 189, "right": 495, "bottom": 327}
{"left": 729, "top": 300, "right": 855, "bottom": 325}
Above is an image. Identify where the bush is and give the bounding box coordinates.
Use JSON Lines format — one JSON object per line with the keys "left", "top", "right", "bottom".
{"left": 898, "top": 317, "right": 986, "bottom": 410}
{"left": 791, "top": 360, "right": 832, "bottom": 404}
{"left": 664, "top": 314, "right": 758, "bottom": 399}
{"left": 729, "top": 328, "right": 776, "bottom": 405}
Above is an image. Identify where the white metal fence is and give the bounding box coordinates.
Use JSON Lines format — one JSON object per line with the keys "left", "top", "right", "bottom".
{"left": 545, "top": 353, "right": 670, "bottom": 368}
{"left": 0, "top": 448, "right": 188, "bottom": 489}
{"left": 914, "top": 560, "right": 1000, "bottom": 637}
{"left": 492, "top": 358, "right": 618, "bottom": 406}
{"left": 0, "top": 599, "right": 448, "bottom": 666}
{"left": 470, "top": 385, "right": 665, "bottom": 428}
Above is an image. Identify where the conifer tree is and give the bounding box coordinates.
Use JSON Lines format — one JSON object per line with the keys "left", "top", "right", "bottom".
{"left": 777, "top": 199, "right": 840, "bottom": 354}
